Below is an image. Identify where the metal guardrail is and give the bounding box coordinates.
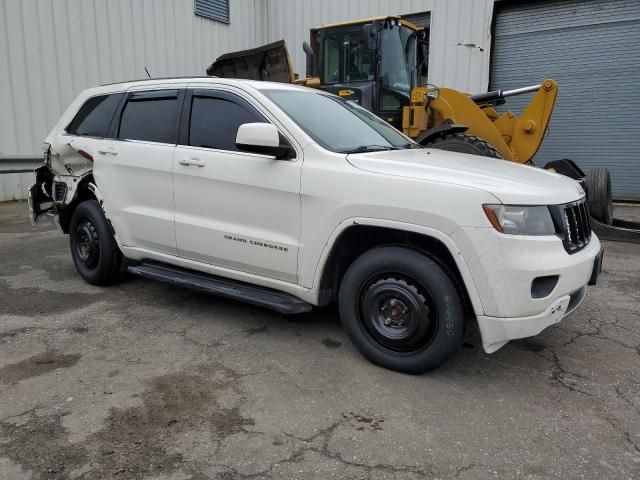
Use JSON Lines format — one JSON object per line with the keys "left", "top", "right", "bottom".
{"left": 0, "top": 156, "right": 44, "bottom": 174}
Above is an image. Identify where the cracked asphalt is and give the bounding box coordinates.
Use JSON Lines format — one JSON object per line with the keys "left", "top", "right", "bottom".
{"left": 0, "top": 200, "right": 639, "bottom": 479}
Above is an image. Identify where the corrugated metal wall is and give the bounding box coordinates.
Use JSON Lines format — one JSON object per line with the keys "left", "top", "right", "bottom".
{"left": 0, "top": 0, "right": 262, "bottom": 200}
{"left": 261, "top": 0, "right": 495, "bottom": 93}
{"left": 491, "top": 0, "right": 640, "bottom": 200}
{"left": 0, "top": 0, "right": 496, "bottom": 200}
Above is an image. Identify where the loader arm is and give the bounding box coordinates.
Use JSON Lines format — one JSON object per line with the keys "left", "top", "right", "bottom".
{"left": 405, "top": 79, "right": 558, "bottom": 164}
{"left": 413, "top": 87, "right": 517, "bottom": 161}
{"left": 508, "top": 79, "right": 558, "bottom": 163}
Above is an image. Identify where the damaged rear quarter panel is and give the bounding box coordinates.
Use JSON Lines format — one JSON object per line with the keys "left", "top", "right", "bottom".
{"left": 29, "top": 140, "right": 94, "bottom": 226}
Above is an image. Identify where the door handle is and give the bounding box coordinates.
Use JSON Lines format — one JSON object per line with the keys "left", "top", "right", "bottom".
{"left": 179, "top": 158, "right": 205, "bottom": 167}
{"left": 97, "top": 147, "right": 119, "bottom": 155}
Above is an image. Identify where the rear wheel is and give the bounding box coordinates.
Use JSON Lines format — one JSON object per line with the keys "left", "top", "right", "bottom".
{"left": 338, "top": 246, "right": 465, "bottom": 374}
{"left": 69, "top": 200, "right": 122, "bottom": 285}
{"left": 585, "top": 167, "right": 613, "bottom": 225}
{"left": 425, "top": 133, "right": 502, "bottom": 159}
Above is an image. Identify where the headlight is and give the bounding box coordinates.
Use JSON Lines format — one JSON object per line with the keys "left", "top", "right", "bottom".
{"left": 483, "top": 204, "right": 556, "bottom": 235}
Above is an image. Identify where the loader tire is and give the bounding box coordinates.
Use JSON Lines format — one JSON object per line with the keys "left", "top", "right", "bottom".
{"left": 425, "top": 133, "right": 502, "bottom": 159}
{"left": 585, "top": 167, "right": 613, "bottom": 225}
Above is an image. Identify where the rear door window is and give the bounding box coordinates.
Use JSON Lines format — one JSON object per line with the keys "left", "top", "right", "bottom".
{"left": 66, "top": 93, "right": 123, "bottom": 137}
{"left": 188, "top": 94, "right": 265, "bottom": 151}
{"left": 118, "top": 90, "right": 181, "bottom": 144}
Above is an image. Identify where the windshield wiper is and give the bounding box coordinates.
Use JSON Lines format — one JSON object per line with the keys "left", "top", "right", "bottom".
{"left": 339, "top": 145, "right": 401, "bottom": 154}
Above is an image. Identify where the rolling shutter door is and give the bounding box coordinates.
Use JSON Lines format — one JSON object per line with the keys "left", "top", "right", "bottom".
{"left": 491, "top": 0, "right": 640, "bottom": 200}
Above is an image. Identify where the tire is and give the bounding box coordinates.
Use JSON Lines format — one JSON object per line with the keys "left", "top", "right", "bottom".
{"left": 425, "top": 133, "right": 502, "bottom": 159}
{"left": 584, "top": 167, "right": 613, "bottom": 225}
{"left": 69, "top": 200, "right": 122, "bottom": 285}
{"left": 338, "top": 246, "right": 465, "bottom": 374}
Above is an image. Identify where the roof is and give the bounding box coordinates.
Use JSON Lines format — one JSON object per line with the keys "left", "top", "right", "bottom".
{"left": 91, "top": 76, "right": 310, "bottom": 95}
{"left": 313, "top": 15, "right": 420, "bottom": 31}
{"left": 101, "top": 76, "right": 214, "bottom": 86}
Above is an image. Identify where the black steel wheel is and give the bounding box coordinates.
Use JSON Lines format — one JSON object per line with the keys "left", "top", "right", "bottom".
{"left": 74, "top": 219, "right": 101, "bottom": 269}
{"left": 359, "top": 276, "right": 436, "bottom": 355}
{"left": 339, "top": 246, "right": 465, "bottom": 374}
{"left": 69, "top": 200, "right": 122, "bottom": 285}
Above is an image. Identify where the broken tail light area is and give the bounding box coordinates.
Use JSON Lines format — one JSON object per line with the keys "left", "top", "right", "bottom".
{"left": 43, "top": 143, "right": 52, "bottom": 165}
{"left": 28, "top": 165, "right": 55, "bottom": 225}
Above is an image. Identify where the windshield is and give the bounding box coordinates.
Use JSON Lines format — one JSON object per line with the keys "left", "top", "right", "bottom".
{"left": 379, "top": 25, "right": 416, "bottom": 94}
{"left": 262, "top": 90, "right": 418, "bottom": 153}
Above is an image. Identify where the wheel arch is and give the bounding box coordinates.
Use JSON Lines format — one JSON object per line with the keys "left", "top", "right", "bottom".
{"left": 58, "top": 174, "right": 101, "bottom": 233}
{"left": 313, "top": 218, "right": 484, "bottom": 316}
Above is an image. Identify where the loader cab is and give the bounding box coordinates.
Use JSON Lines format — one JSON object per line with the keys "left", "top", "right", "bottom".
{"left": 311, "top": 17, "right": 427, "bottom": 130}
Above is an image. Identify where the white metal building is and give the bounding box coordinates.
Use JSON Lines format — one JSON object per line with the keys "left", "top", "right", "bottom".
{"left": 1, "top": 0, "right": 638, "bottom": 200}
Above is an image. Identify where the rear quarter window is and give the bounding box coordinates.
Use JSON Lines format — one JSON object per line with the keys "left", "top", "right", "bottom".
{"left": 66, "top": 93, "right": 124, "bottom": 137}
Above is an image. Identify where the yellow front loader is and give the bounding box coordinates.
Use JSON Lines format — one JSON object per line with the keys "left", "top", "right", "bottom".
{"left": 404, "top": 80, "right": 558, "bottom": 164}
{"left": 207, "top": 16, "right": 614, "bottom": 225}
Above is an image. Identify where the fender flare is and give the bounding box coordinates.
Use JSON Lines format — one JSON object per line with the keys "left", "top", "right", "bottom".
{"left": 311, "top": 217, "right": 485, "bottom": 315}
{"left": 87, "top": 182, "right": 104, "bottom": 206}
{"left": 87, "top": 182, "right": 118, "bottom": 239}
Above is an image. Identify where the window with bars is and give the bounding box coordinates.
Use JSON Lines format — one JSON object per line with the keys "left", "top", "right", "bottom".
{"left": 194, "top": 0, "right": 229, "bottom": 23}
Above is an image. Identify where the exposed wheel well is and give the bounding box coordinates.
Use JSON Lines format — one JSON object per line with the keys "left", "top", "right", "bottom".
{"left": 318, "top": 225, "right": 474, "bottom": 317}
{"left": 58, "top": 175, "right": 97, "bottom": 233}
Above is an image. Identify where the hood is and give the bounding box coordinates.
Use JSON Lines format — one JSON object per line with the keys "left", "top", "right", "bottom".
{"left": 206, "top": 40, "right": 295, "bottom": 83}
{"left": 347, "top": 148, "right": 585, "bottom": 205}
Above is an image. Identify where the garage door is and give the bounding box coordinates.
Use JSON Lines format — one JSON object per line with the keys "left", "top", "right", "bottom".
{"left": 491, "top": 0, "right": 640, "bottom": 200}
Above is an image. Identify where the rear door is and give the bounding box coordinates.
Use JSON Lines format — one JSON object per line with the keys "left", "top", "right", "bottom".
{"left": 172, "top": 87, "right": 301, "bottom": 283}
{"left": 93, "top": 86, "right": 185, "bottom": 255}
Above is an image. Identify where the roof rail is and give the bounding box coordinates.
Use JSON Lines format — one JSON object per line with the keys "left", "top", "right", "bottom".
{"left": 101, "top": 75, "right": 217, "bottom": 86}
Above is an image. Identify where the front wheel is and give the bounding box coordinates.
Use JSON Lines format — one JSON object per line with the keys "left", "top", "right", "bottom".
{"left": 338, "top": 246, "right": 465, "bottom": 374}
{"left": 69, "top": 200, "right": 122, "bottom": 285}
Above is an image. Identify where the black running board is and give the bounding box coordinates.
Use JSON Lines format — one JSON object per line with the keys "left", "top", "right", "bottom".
{"left": 127, "top": 262, "right": 313, "bottom": 314}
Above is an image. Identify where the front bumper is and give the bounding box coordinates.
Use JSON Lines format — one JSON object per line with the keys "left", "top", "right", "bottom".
{"left": 451, "top": 227, "right": 602, "bottom": 353}
{"left": 477, "top": 285, "right": 586, "bottom": 353}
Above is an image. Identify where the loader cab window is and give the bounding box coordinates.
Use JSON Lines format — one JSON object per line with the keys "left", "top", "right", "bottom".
{"left": 379, "top": 25, "right": 416, "bottom": 95}
{"left": 322, "top": 31, "right": 375, "bottom": 84}
{"left": 378, "top": 24, "right": 417, "bottom": 113}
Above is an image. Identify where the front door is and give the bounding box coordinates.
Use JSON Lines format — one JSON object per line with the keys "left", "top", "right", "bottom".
{"left": 172, "top": 88, "right": 301, "bottom": 283}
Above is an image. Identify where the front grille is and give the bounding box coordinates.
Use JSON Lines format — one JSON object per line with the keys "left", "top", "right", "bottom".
{"left": 53, "top": 182, "right": 67, "bottom": 202}
{"left": 554, "top": 199, "right": 591, "bottom": 254}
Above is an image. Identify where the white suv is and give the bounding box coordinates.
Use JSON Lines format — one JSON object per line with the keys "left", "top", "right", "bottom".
{"left": 30, "top": 77, "right": 603, "bottom": 373}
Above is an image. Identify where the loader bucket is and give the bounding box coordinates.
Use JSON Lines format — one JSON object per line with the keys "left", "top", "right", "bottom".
{"left": 206, "top": 39, "right": 295, "bottom": 84}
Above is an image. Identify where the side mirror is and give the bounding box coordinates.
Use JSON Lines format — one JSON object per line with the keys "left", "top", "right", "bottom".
{"left": 362, "top": 23, "right": 378, "bottom": 50}
{"left": 235, "top": 123, "right": 294, "bottom": 160}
